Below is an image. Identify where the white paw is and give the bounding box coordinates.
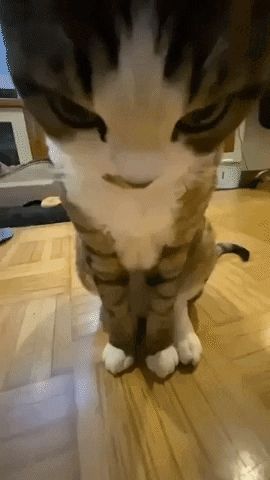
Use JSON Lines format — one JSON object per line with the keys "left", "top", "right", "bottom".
{"left": 102, "top": 343, "right": 134, "bottom": 375}
{"left": 177, "top": 332, "right": 202, "bottom": 366}
{"left": 146, "top": 346, "right": 179, "bottom": 378}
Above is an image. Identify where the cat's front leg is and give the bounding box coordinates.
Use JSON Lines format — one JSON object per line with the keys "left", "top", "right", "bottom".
{"left": 144, "top": 276, "right": 179, "bottom": 378}
{"left": 94, "top": 269, "right": 136, "bottom": 375}
{"left": 145, "top": 314, "right": 179, "bottom": 379}
{"left": 174, "top": 299, "right": 202, "bottom": 367}
{"left": 76, "top": 235, "right": 136, "bottom": 375}
{"left": 144, "top": 247, "right": 189, "bottom": 378}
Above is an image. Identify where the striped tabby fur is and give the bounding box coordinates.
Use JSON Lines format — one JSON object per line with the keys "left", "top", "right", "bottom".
{"left": 1, "top": 1, "right": 266, "bottom": 377}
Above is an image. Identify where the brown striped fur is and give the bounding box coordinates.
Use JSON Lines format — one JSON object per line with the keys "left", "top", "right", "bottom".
{"left": 64, "top": 166, "right": 218, "bottom": 356}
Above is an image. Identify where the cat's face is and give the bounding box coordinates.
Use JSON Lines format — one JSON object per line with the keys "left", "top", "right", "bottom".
{"left": 2, "top": 0, "right": 270, "bottom": 177}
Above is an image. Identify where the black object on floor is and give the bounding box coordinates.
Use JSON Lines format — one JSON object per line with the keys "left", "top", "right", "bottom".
{"left": 23, "top": 200, "right": 42, "bottom": 207}
{"left": 0, "top": 205, "right": 70, "bottom": 228}
{"left": 246, "top": 170, "right": 270, "bottom": 189}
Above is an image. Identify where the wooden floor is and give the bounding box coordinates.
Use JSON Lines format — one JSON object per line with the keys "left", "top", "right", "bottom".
{"left": 0, "top": 189, "right": 270, "bottom": 480}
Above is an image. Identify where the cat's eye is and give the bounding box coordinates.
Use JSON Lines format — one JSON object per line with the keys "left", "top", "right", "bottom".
{"left": 171, "top": 96, "right": 233, "bottom": 140}
{"left": 47, "top": 94, "right": 107, "bottom": 141}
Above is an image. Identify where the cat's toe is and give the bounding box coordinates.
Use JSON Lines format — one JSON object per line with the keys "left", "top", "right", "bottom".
{"left": 177, "top": 332, "right": 202, "bottom": 366}
{"left": 102, "top": 343, "right": 134, "bottom": 375}
{"left": 146, "top": 346, "right": 178, "bottom": 378}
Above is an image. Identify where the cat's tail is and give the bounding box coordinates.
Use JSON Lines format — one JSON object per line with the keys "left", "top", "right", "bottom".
{"left": 216, "top": 243, "right": 250, "bottom": 262}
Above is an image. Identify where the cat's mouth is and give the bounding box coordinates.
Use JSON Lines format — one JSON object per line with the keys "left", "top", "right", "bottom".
{"left": 102, "top": 174, "right": 153, "bottom": 189}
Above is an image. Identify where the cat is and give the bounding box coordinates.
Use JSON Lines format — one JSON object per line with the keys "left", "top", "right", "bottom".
{"left": 1, "top": 0, "right": 268, "bottom": 377}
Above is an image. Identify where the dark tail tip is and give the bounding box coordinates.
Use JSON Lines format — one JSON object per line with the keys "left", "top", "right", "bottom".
{"left": 217, "top": 243, "right": 250, "bottom": 262}
{"left": 230, "top": 244, "right": 250, "bottom": 262}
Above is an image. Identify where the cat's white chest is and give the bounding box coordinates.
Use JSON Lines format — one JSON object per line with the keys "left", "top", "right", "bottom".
{"left": 77, "top": 181, "right": 179, "bottom": 270}
{"left": 64, "top": 157, "right": 183, "bottom": 270}
{"left": 47, "top": 130, "right": 213, "bottom": 270}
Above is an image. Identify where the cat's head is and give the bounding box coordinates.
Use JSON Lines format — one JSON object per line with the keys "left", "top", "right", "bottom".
{"left": 2, "top": 1, "right": 270, "bottom": 168}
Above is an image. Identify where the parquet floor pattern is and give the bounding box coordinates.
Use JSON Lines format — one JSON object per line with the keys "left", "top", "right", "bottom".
{"left": 0, "top": 189, "right": 270, "bottom": 479}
